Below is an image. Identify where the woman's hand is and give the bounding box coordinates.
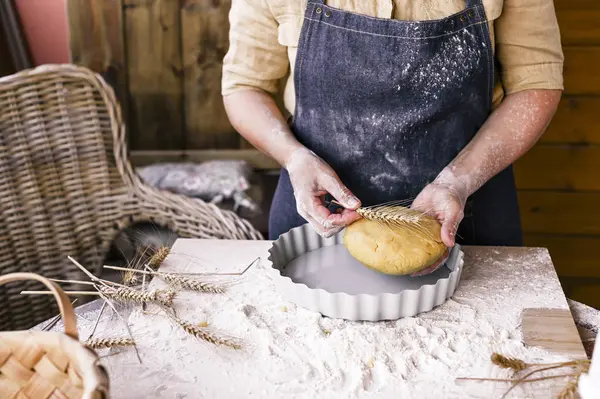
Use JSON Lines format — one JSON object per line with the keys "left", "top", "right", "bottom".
{"left": 411, "top": 179, "right": 467, "bottom": 248}
{"left": 409, "top": 169, "right": 468, "bottom": 276}
{"left": 285, "top": 148, "right": 362, "bottom": 237}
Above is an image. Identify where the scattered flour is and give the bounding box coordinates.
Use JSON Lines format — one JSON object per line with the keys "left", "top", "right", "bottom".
{"left": 62, "top": 245, "right": 580, "bottom": 398}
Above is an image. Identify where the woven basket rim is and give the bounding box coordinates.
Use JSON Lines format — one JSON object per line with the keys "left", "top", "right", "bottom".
{"left": 0, "top": 273, "right": 110, "bottom": 398}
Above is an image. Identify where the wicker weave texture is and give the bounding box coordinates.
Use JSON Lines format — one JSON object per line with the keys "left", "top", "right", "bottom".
{"left": 0, "top": 64, "right": 262, "bottom": 331}
{"left": 0, "top": 332, "right": 107, "bottom": 399}
{"left": 0, "top": 273, "right": 108, "bottom": 399}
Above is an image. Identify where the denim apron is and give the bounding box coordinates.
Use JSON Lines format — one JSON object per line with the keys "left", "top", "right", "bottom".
{"left": 268, "top": 0, "right": 522, "bottom": 246}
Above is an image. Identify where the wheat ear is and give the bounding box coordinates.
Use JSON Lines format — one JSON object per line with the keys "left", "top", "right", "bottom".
{"left": 491, "top": 353, "right": 528, "bottom": 371}
{"left": 174, "top": 317, "right": 241, "bottom": 349}
{"left": 500, "top": 361, "right": 590, "bottom": 399}
{"left": 148, "top": 246, "right": 170, "bottom": 270}
{"left": 99, "top": 286, "right": 175, "bottom": 307}
{"left": 86, "top": 337, "right": 136, "bottom": 349}
{"left": 123, "top": 272, "right": 140, "bottom": 286}
{"left": 356, "top": 205, "right": 439, "bottom": 241}
{"left": 160, "top": 274, "right": 226, "bottom": 294}
{"left": 557, "top": 379, "right": 579, "bottom": 399}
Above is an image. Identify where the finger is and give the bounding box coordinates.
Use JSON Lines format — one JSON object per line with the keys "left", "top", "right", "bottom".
{"left": 321, "top": 225, "right": 344, "bottom": 238}
{"left": 410, "top": 249, "right": 450, "bottom": 277}
{"left": 320, "top": 175, "right": 361, "bottom": 210}
{"left": 323, "top": 209, "right": 361, "bottom": 228}
{"left": 296, "top": 198, "right": 338, "bottom": 237}
{"left": 440, "top": 203, "right": 464, "bottom": 248}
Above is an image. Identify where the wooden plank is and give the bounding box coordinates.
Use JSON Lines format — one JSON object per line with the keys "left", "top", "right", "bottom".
{"left": 181, "top": 0, "right": 237, "bottom": 149}
{"left": 521, "top": 308, "right": 587, "bottom": 358}
{"left": 554, "top": 0, "right": 599, "bottom": 10}
{"left": 67, "top": 0, "right": 129, "bottom": 130}
{"left": 523, "top": 234, "right": 600, "bottom": 278}
{"left": 541, "top": 97, "right": 600, "bottom": 144}
{"left": 124, "top": 0, "right": 183, "bottom": 150}
{"left": 514, "top": 145, "right": 600, "bottom": 190}
{"left": 130, "top": 149, "right": 280, "bottom": 169}
{"left": 518, "top": 191, "right": 600, "bottom": 235}
{"left": 0, "top": 27, "right": 15, "bottom": 77}
{"left": 563, "top": 47, "right": 600, "bottom": 95}
{"left": 560, "top": 277, "right": 600, "bottom": 310}
{"left": 556, "top": 9, "right": 600, "bottom": 45}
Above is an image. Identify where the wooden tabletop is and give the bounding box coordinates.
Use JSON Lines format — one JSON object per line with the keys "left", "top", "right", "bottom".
{"left": 34, "top": 241, "right": 588, "bottom": 398}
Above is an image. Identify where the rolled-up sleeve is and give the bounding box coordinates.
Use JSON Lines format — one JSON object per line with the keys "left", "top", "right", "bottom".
{"left": 494, "top": 0, "right": 564, "bottom": 94}
{"left": 222, "top": 0, "right": 289, "bottom": 96}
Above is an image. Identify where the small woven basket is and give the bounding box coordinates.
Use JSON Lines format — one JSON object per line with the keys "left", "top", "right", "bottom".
{"left": 0, "top": 273, "right": 109, "bottom": 398}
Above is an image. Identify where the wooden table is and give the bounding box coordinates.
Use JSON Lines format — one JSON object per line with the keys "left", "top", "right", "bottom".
{"left": 35, "top": 241, "right": 591, "bottom": 398}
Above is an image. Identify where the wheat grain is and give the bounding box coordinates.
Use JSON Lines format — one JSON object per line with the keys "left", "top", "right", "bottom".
{"left": 148, "top": 246, "right": 170, "bottom": 270}
{"left": 491, "top": 353, "right": 527, "bottom": 371}
{"left": 356, "top": 205, "right": 440, "bottom": 241}
{"left": 175, "top": 317, "right": 241, "bottom": 349}
{"left": 99, "top": 286, "right": 175, "bottom": 307}
{"left": 500, "top": 361, "right": 590, "bottom": 399}
{"left": 86, "top": 337, "right": 136, "bottom": 349}
{"left": 160, "top": 274, "right": 226, "bottom": 294}
{"left": 123, "top": 271, "right": 140, "bottom": 286}
{"left": 557, "top": 379, "right": 579, "bottom": 399}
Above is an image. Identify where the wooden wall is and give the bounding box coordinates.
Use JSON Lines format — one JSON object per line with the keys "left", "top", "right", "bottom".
{"left": 67, "top": 1, "right": 600, "bottom": 307}
{"left": 67, "top": 0, "right": 246, "bottom": 154}
{"left": 0, "top": 32, "right": 16, "bottom": 78}
{"left": 514, "top": 0, "right": 600, "bottom": 308}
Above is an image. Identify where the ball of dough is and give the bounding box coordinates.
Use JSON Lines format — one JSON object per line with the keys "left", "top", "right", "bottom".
{"left": 343, "top": 217, "right": 447, "bottom": 275}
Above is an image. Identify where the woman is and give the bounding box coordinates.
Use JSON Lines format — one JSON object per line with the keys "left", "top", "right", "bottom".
{"left": 222, "top": 0, "right": 563, "bottom": 267}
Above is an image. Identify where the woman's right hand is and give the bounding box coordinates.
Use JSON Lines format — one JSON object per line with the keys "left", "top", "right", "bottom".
{"left": 223, "top": 91, "right": 360, "bottom": 237}
{"left": 285, "top": 147, "right": 362, "bottom": 238}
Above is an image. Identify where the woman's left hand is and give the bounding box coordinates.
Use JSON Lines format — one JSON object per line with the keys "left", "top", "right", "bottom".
{"left": 409, "top": 173, "right": 469, "bottom": 276}
{"left": 411, "top": 181, "right": 466, "bottom": 248}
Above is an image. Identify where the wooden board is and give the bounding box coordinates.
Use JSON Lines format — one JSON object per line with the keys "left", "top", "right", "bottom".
{"left": 67, "top": 0, "right": 128, "bottom": 118}
{"left": 521, "top": 308, "right": 588, "bottom": 359}
{"left": 555, "top": 0, "right": 599, "bottom": 9}
{"left": 524, "top": 234, "right": 600, "bottom": 278}
{"left": 0, "top": 27, "right": 15, "bottom": 77}
{"left": 540, "top": 97, "right": 600, "bottom": 144}
{"left": 563, "top": 47, "right": 600, "bottom": 95}
{"left": 556, "top": 10, "right": 600, "bottom": 45}
{"left": 514, "top": 145, "right": 600, "bottom": 190}
{"left": 124, "top": 0, "right": 184, "bottom": 150}
{"left": 518, "top": 191, "right": 600, "bottom": 235}
{"left": 181, "top": 0, "right": 238, "bottom": 149}
{"left": 560, "top": 277, "right": 600, "bottom": 310}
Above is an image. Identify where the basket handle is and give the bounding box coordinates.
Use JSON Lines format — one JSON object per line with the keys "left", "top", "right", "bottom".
{"left": 0, "top": 272, "right": 78, "bottom": 339}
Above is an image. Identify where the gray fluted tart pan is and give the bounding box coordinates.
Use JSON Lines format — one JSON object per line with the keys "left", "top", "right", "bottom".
{"left": 266, "top": 223, "right": 464, "bottom": 321}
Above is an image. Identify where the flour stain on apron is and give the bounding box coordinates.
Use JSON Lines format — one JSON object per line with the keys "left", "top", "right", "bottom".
{"left": 269, "top": 0, "right": 523, "bottom": 246}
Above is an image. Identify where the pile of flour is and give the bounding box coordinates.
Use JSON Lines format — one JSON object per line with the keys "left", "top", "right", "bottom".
{"left": 74, "top": 247, "right": 580, "bottom": 398}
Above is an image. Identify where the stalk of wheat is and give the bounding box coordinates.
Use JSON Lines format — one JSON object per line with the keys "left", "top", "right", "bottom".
{"left": 457, "top": 352, "right": 592, "bottom": 399}
{"left": 86, "top": 337, "right": 136, "bottom": 349}
{"left": 148, "top": 246, "right": 170, "bottom": 270}
{"left": 99, "top": 286, "right": 175, "bottom": 307}
{"left": 160, "top": 274, "right": 226, "bottom": 294}
{"left": 347, "top": 199, "right": 441, "bottom": 241}
{"left": 175, "top": 317, "right": 241, "bottom": 349}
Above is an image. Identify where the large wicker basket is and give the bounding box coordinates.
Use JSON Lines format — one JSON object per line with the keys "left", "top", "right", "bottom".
{"left": 0, "top": 64, "right": 263, "bottom": 331}
{"left": 0, "top": 273, "right": 109, "bottom": 398}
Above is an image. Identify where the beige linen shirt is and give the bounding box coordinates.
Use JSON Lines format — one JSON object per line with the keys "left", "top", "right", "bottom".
{"left": 222, "top": 0, "right": 564, "bottom": 112}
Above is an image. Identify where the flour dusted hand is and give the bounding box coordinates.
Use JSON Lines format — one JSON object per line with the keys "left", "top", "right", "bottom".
{"left": 285, "top": 148, "right": 361, "bottom": 238}
{"left": 411, "top": 168, "right": 469, "bottom": 275}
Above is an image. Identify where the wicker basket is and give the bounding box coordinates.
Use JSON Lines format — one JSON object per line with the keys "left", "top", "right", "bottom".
{"left": 0, "top": 64, "right": 263, "bottom": 331}
{"left": 0, "top": 272, "right": 109, "bottom": 398}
